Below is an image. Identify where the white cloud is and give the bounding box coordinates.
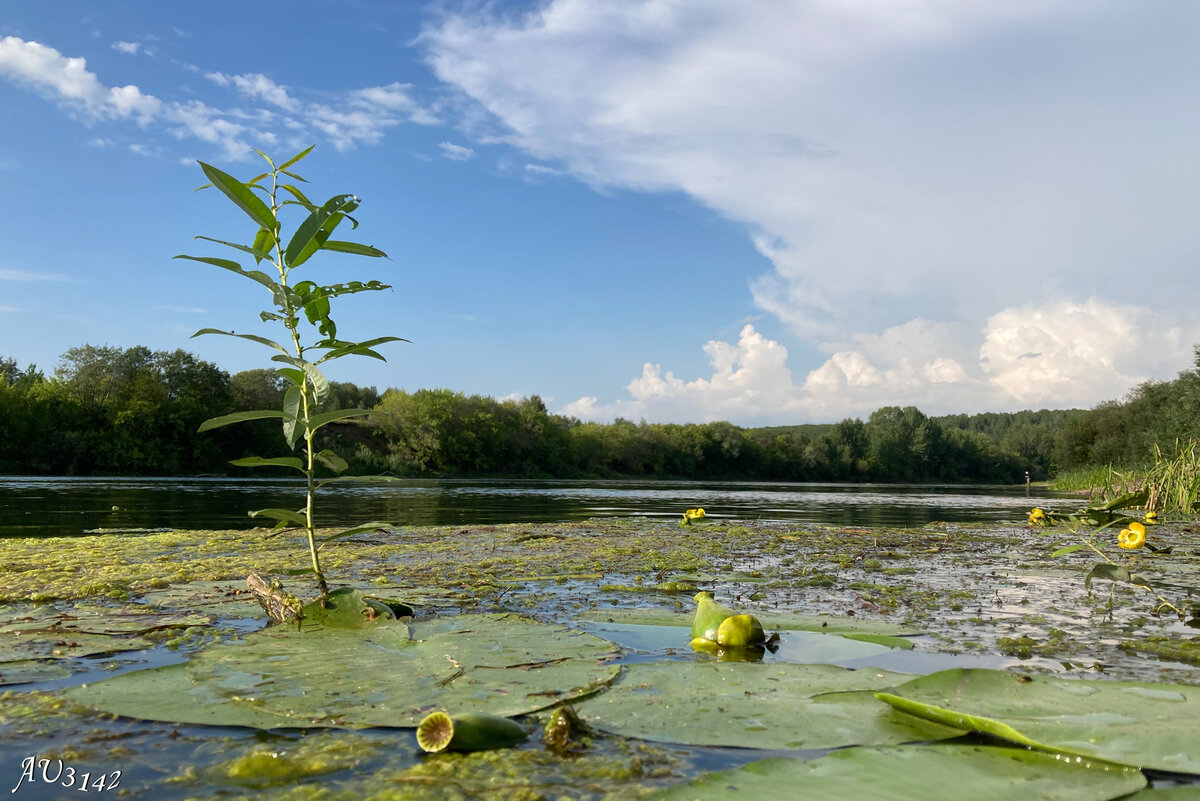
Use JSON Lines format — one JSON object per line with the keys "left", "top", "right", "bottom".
{"left": 426, "top": 2, "right": 1200, "bottom": 414}
{"left": 438, "top": 141, "right": 475, "bottom": 161}
{"left": 0, "top": 267, "right": 69, "bottom": 282}
{"left": 111, "top": 41, "right": 140, "bottom": 55}
{"left": 205, "top": 71, "right": 298, "bottom": 111}
{"left": 0, "top": 37, "right": 437, "bottom": 160}
{"left": 562, "top": 299, "right": 1200, "bottom": 424}
{"left": 0, "top": 35, "right": 161, "bottom": 122}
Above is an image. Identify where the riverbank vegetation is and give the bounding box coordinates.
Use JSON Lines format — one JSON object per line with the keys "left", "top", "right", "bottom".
{"left": 0, "top": 345, "right": 1069, "bottom": 482}
{"left": 4, "top": 344, "right": 1200, "bottom": 488}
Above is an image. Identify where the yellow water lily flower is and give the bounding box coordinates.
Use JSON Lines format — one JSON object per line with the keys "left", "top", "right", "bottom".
{"left": 1118, "top": 521, "right": 1146, "bottom": 550}
{"left": 1028, "top": 508, "right": 1046, "bottom": 524}
{"left": 1145, "top": 511, "right": 1158, "bottom": 525}
{"left": 683, "top": 508, "right": 706, "bottom": 521}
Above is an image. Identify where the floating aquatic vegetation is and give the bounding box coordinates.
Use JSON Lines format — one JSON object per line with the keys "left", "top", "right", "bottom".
{"left": 575, "top": 661, "right": 963, "bottom": 750}
{"left": 876, "top": 668, "right": 1200, "bottom": 774}
{"left": 67, "top": 614, "right": 620, "bottom": 729}
{"left": 644, "top": 745, "right": 1146, "bottom": 800}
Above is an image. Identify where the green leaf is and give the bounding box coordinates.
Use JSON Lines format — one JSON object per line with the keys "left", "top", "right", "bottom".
{"left": 1051, "top": 544, "right": 1086, "bottom": 557}
{"left": 298, "top": 360, "right": 330, "bottom": 405}
{"left": 198, "top": 162, "right": 277, "bottom": 232}
{"left": 1084, "top": 562, "right": 1147, "bottom": 591}
{"left": 309, "top": 408, "right": 375, "bottom": 429}
{"left": 279, "top": 184, "right": 314, "bottom": 207}
{"left": 230, "top": 456, "right": 305, "bottom": 472}
{"left": 248, "top": 507, "right": 309, "bottom": 527}
{"left": 284, "top": 194, "right": 359, "bottom": 267}
{"left": 318, "top": 521, "right": 392, "bottom": 550}
{"left": 197, "top": 409, "right": 285, "bottom": 433}
{"left": 282, "top": 386, "right": 302, "bottom": 449}
{"left": 278, "top": 145, "right": 314, "bottom": 172}
{"left": 646, "top": 746, "right": 1146, "bottom": 801}
{"left": 174, "top": 254, "right": 279, "bottom": 295}
{"left": 252, "top": 149, "right": 276, "bottom": 169}
{"left": 190, "top": 328, "right": 289, "bottom": 355}
{"left": 314, "top": 449, "right": 348, "bottom": 475}
{"left": 192, "top": 235, "right": 272, "bottom": 261}
{"left": 317, "top": 336, "right": 408, "bottom": 363}
{"left": 321, "top": 240, "right": 388, "bottom": 258}
{"left": 1092, "top": 489, "right": 1150, "bottom": 512}
{"left": 276, "top": 367, "right": 304, "bottom": 387}
{"left": 576, "top": 662, "right": 959, "bottom": 750}
{"left": 251, "top": 227, "right": 277, "bottom": 262}
{"left": 71, "top": 615, "right": 620, "bottom": 728}
{"left": 280, "top": 168, "right": 307, "bottom": 183}
{"left": 875, "top": 667, "right": 1200, "bottom": 773}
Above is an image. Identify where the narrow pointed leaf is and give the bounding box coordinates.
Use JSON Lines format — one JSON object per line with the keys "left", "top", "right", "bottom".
{"left": 190, "top": 328, "right": 290, "bottom": 355}
{"left": 193, "top": 235, "right": 272, "bottom": 261}
{"left": 1050, "top": 544, "right": 1086, "bottom": 557}
{"left": 252, "top": 149, "right": 276, "bottom": 169}
{"left": 249, "top": 508, "right": 309, "bottom": 527}
{"left": 198, "top": 162, "right": 277, "bottom": 232}
{"left": 278, "top": 145, "right": 314, "bottom": 172}
{"left": 314, "top": 449, "right": 348, "bottom": 475}
{"left": 279, "top": 184, "right": 314, "bottom": 207}
{"left": 282, "top": 386, "right": 302, "bottom": 449}
{"left": 288, "top": 213, "right": 343, "bottom": 269}
{"left": 318, "top": 522, "right": 392, "bottom": 549}
{"left": 321, "top": 240, "right": 388, "bottom": 258}
{"left": 276, "top": 367, "right": 305, "bottom": 387}
{"left": 230, "top": 456, "right": 305, "bottom": 472}
{"left": 175, "top": 254, "right": 279, "bottom": 294}
{"left": 285, "top": 195, "right": 357, "bottom": 266}
{"left": 309, "top": 408, "right": 374, "bottom": 428}
{"left": 280, "top": 169, "right": 307, "bottom": 182}
{"left": 197, "top": 409, "right": 285, "bottom": 433}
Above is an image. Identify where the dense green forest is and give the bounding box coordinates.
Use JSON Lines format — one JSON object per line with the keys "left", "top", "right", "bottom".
{"left": 9, "top": 342, "right": 1194, "bottom": 483}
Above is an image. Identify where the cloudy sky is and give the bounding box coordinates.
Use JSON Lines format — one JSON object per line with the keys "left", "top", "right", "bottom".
{"left": 1, "top": 1, "right": 1197, "bottom": 425}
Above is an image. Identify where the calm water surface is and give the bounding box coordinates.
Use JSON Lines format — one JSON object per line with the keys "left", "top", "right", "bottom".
{"left": 0, "top": 476, "right": 1074, "bottom": 537}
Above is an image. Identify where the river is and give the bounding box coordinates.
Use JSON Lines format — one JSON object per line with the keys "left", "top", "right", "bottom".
{"left": 0, "top": 476, "right": 1074, "bottom": 537}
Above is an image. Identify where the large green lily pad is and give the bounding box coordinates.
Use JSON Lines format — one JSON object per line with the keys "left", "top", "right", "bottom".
{"left": 66, "top": 662, "right": 312, "bottom": 729}
{"left": 0, "top": 604, "right": 210, "bottom": 663}
{"left": 646, "top": 745, "right": 1147, "bottom": 800}
{"left": 575, "top": 661, "right": 962, "bottom": 749}
{"left": 69, "top": 614, "right": 621, "bottom": 729}
{"left": 577, "top": 608, "right": 917, "bottom": 649}
{"left": 876, "top": 668, "right": 1200, "bottom": 774}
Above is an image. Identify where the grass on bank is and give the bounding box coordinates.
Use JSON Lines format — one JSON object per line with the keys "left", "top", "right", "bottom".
{"left": 1052, "top": 438, "right": 1200, "bottom": 516}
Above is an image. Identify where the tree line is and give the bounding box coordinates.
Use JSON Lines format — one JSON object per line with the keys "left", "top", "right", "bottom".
{"left": 0, "top": 344, "right": 1107, "bottom": 482}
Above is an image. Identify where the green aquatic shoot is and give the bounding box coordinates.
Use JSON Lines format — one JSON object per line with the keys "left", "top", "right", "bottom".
{"left": 177, "top": 146, "right": 404, "bottom": 595}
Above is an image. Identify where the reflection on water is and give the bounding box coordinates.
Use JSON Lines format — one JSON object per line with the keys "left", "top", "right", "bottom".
{"left": 0, "top": 476, "right": 1076, "bottom": 538}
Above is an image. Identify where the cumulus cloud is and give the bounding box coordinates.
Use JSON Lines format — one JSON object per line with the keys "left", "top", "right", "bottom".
{"left": 205, "top": 71, "right": 298, "bottom": 111}
{"left": 0, "top": 36, "right": 437, "bottom": 159}
{"left": 562, "top": 298, "right": 1200, "bottom": 425}
{"left": 438, "top": 141, "right": 475, "bottom": 161}
{"left": 0, "top": 35, "right": 161, "bottom": 122}
{"left": 426, "top": 2, "right": 1200, "bottom": 415}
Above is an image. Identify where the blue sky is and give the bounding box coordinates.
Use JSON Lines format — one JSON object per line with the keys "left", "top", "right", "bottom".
{"left": 1, "top": 1, "right": 1198, "bottom": 426}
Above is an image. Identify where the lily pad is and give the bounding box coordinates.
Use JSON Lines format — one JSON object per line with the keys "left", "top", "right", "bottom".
{"left": 646, "top": 745, "right": 1146, "bottom": 800}
{"left": 577, "top": 608, "right": 917, "bottom": 649}
{"left": 65, "top": 662, "right": 311, "bottom": 729}
{"left": 70, "top": 614, "right": 621, "bottom": 729}
{"left": 575, "top": 661, "right": 962, "bottom": 749}
{"left": 876, "top": 668, "right": 1200, "bottom": 774}
{"left": 0, "top": 659, "right": 72, "bottom": 687}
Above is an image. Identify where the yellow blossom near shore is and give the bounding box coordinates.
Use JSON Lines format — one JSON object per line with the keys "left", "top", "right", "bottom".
{"left": 1118, "top": 521, "right": 1147, "bottom": 550}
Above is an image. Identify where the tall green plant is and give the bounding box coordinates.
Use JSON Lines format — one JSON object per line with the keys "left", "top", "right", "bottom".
{"left": 177, "top": 146, "right": 403, "bottom": 595}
